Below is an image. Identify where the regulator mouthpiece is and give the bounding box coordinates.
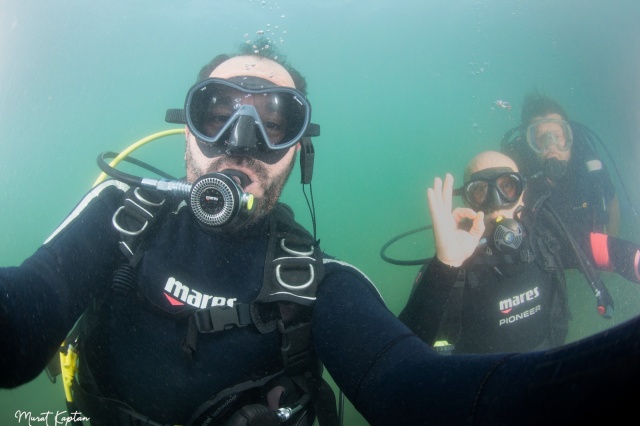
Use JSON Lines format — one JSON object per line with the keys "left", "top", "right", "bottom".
{"left": 490, "top": 216, "right": 524, "bottom": 252}
{"left": 189, "top": 172, "right": 254, "bottom": 232}
{"left": 542, "top": 158, "right": 568, "bottom": 182}
{"left": 96, "top": 151, "right": 254, "bottom": 234}
{"left": 141, "top": 172, "right": 254, "bottom": 234}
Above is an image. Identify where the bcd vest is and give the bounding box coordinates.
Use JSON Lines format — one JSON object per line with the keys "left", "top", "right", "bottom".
{"left": 47, "top": 185, "right": 339, "bottom": 426}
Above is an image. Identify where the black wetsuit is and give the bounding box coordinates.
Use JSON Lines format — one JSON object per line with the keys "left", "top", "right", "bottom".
{"left": 0, "top": 181, "right": 362, "bottom": 424}
{"left": 399, "top": 254, "right": 568, "bottom": 354}
{"left": 399, "top": 196, "right": 640, "bottom": 356}
{"left": 399, "top": 209, "right": 575, "bottom": 354}
{"left": 3, "top": 181, "right": 640, "bottom": 425}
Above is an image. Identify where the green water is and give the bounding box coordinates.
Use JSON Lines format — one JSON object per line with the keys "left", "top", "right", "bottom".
{"left": 2, "top": 1, "right": 640, "bottom": 425}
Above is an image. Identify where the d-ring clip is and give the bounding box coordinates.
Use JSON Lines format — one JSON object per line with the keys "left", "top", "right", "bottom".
{"left": 280, "top": 238, "right": 314, "bottom": 256}
{"left": 275, "top": 264, "right": 315, "bottom": 290}
{"left": 112, "top": 206, "right": 148, "bottom": 236}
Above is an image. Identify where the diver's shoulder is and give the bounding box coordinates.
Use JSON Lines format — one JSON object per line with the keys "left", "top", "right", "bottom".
{"left": 82, "top": 179, "right": 131, "bottom": 204}
{"left": 43, "top": 180, "right": 130, "bottom": 245}
{"left": 321, "top": 257, "right": 384, "bottom": 300}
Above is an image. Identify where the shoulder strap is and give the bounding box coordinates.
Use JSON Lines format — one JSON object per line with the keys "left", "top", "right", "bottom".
{"left": 254, "top": 202, "right": 325, "bottom": 308}
{"left": 254, "top": 203, "right": 325, "bottom": 373}
{"left": 112, "top": 186, "right": 168, "bottom": 266}
{"left": 45, "top": 186, "right": 170, "bottom": 425}
{"left": 46, "top": 186, "right": 168, "bottom": 380}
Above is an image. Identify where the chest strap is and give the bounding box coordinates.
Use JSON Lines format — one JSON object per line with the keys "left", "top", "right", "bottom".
{"left": 182, "top": 204, "right": 323, "bottom": 374}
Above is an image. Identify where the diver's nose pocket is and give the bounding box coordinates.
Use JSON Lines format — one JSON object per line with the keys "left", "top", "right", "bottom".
{"left": 229, "top": 114, "right": 258, "bottom": 150}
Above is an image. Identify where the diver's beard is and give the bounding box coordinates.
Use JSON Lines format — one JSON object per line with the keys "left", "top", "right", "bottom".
{"left": 185, "top": 145, "right": 297, "bottom": 230}
{"left": 244, "top": 154, "right": 296, "bottom": 228}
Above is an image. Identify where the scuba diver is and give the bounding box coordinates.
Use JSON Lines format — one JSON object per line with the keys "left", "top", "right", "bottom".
{"left": 398, "top": 151, "right": 640, "bottom": 355}
{"left": 0, "top": 40, "right": 345, "bottom": 426}
{"left": 3, "top": 41, "right": 640, "bottom": 425}
{"left": 500, "top": 93, "right": 627, "bottom": 254}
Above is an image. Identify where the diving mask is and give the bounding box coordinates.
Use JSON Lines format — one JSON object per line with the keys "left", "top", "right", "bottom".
{"left": 455, "top": 168, "right": 525, "bottom": 213}
{"left": 183, "top": 77, "right": 317, "bottom": 151}
{"left": 525, "top": 118, "right": 573, "bottom": 155}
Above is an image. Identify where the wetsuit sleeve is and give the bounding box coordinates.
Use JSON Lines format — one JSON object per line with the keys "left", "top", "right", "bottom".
{"left": 313, "top": 260, "right": 640, "bottom": 424}
{"left": 0, "top": 183, "right": 125, "bottom": 388}
{"left": 397, "top": 257, "right": 460, "bottom": 345}
{"left": 312, "top": 262, "right": 495, "bottom": 424}
{"left": 589, "top": 232, "right": 640, "bottom": 282}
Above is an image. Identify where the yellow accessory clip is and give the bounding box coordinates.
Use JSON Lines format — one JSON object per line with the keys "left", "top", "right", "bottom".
{"left": 60, "top": 343, "right": 79, "bottom": 402}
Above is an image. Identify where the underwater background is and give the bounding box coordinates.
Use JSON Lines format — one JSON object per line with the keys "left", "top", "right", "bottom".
{"left": 1, "top": 0, "right": 640, "bottom": 424}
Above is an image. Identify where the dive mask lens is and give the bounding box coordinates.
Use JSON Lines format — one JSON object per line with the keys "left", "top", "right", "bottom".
{"left": 495, "top": 173, "right": 523, "bottom": 202}
{"left": 185, "top": 78, "right": 311, "bottom": 151}
{"left": 525, "top": 119, "right": 573, "bottom": 154}
{"left": 464, "top": 181, "right": 490, "bottom": 208}
{"left": 460, "top": 169, "right": 524, "bottom": 212}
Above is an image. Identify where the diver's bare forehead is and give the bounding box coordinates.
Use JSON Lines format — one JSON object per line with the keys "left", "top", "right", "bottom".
{"left": 210, "top": 55, "right": 295, "bottom": 88}
{"left": 465, "top": 151, "right": 518, "bottom": 179}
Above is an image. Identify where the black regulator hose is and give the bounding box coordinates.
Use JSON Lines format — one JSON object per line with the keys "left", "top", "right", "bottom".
{"left": 224, "top": 404, "right": 281, "bottom": 426}
{"left": 380, "top": 226, "right": 433, "bottom": 266}
{"left": 542, "top": 198, "right": 615, "bottom": 318}
{"left": 97, "top": 151, "right": 177, "bottom": 187}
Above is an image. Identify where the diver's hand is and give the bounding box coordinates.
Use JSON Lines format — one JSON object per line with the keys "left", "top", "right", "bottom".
{"left": 427, "top": 174, "right": 485, "bottom": 267}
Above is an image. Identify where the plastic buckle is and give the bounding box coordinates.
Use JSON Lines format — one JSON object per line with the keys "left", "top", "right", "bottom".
{"left": 194, "top": 305, "right": 249, "bottom": 333}
{"left": 278, "top": 320, "right": 313, "bottom": 368}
